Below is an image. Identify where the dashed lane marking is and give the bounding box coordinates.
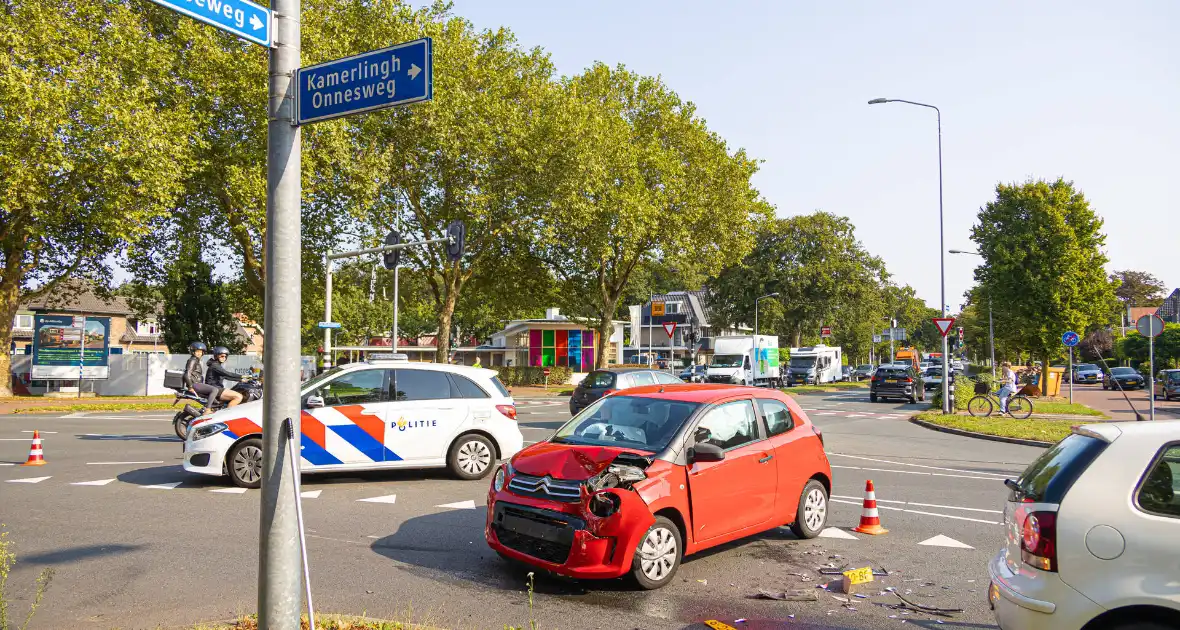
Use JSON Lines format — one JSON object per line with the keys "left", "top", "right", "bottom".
{"left": 919, "top": 534, "right": 975, "bottom": 549}
{"left": 832, "top": 495, "right": 1001, "bottom": 514}
{"left": 87, "top": 461, "right": 165, "bottom": 465}
{"left": 831, "top": 498, "right": 1000, "bottom": 525}
{"left": 6, "top": 476, "right": 52, "bottom": 484}
{"left": 828, "top": 453, "right": 1011, "bottom": 479}
{"left": 71, "top": 479, "right": 116, "bottom": 486}
{"left": 831, "top": 464, "right": 1002, "bottom": 481}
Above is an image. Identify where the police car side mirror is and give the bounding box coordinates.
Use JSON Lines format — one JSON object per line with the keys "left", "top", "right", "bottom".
{"left": 305, "top": 395, "right": 325, "bottom": 409}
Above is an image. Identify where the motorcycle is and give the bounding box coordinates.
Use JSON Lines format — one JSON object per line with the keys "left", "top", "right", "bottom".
{"left": 170, "top": 373, "right": 263, "bottom": 440}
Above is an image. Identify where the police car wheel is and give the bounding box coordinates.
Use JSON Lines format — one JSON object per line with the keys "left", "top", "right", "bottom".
{"left": 448, "top": 434, "right": 495, "bottom": 480}
{"left": 228, "top": 438, "right": 264, "bottom": 489}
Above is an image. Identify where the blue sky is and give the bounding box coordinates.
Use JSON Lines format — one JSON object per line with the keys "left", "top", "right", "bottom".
{"left": 429, "top": 0, "right": 1179, "bottom": 311}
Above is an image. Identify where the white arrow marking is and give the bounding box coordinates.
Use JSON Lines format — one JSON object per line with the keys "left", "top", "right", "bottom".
{"left": 7, "top": 476, "right": 51, "bottom": 484}
{"left": 436, "top": 499, "right": 477, "bottom": 510}
{"left": 71, "top": 479, "right": 116, "bottom": 486}
{"left": 250, "top": 13, "right": 264, "bottom": 31}
{"left": 141, "top": 482, "right": 181, "bottom": 490}
{"left": 407, "top": 63, "right": 421, "bottom": 80}
{"left": 301, "top": 490, "right": 322, "bottom": 499}
{"left": 357, "top": 493, "right": 397, "bottom": 504}
{"left": 817, "top": 527, "right": 859, "bottom": 540}
{"left": 210, "top": 487, "right": 248, "bottom": 494}
{"left": 918, "top": 534, "right": 974, "bottom": 549}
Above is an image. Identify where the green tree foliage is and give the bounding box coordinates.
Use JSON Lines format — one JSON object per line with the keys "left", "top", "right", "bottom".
{"left": 1078, "top": 328, "right": 1114, "bottom": 361}
{"left": 1110, "top": 270, "right": 1167, "bottom": 308}
{"left": 0, "top": 0, "right": 193, "bottom": 395}
{"left": 538, "top": 63, "right": 770, "bottom": 368}
{"left": 141, "top": 243, "right": 243, "bottom": 354}
{"left": 1117, "top": 325, "right": 1180, "bottom": 370}
{"left": 970, "top": 178, "right": 1118, "bottom": 386}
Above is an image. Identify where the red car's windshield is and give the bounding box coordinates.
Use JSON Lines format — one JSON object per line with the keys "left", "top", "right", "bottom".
{"left": 552, "top": 395, "right": 701, "bottom": 452}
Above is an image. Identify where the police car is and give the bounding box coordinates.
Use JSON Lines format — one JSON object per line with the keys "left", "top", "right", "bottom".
{"left": 182, "top": 354, "right": 524, "bottom": 488}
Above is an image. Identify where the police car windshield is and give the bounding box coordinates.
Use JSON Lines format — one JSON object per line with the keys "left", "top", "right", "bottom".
{"left": 552, "top": 395, "right": 701, "bottom": 453}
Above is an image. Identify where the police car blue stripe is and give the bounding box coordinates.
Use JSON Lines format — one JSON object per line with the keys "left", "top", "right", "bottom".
{"left": 328, "top": 424, "right": 403, "bottom": 462}
{"left": 299, "top": 438, "right": 344, "bottom": 466}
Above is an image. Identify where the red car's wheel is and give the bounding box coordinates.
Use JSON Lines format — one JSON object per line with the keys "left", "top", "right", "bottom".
{"left": 630, "top": 516, "right": 682, "bottom": 590}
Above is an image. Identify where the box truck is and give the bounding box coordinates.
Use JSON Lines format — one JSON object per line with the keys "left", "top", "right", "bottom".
{"left": 706, "top": 335, "right": 782, "bottom": 387}
{"left": 785, "top": 345, "right": 843, "bottom": 385}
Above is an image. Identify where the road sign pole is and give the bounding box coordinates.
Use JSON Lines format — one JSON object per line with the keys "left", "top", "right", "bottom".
{"left": 323, "top": 257, "right": 333, "bottom": 371}
{"left": 78, "top": 315, "right": 86, "bottom": 399}
{"left": 1149, "top": 332, "right": 1155, "bottom": 421}
{"left": 1069, "top": 346, "right": 1073, "bottom": 404}
{"left": 392, "top": 265, "right": 400, "bottom": 353}
{"left": 260, "top": 0, "right": 303, "bottom": 624}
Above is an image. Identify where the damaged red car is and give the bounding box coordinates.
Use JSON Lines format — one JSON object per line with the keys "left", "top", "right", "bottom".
{"left": 485, "top": 384, "right": 832, "bottom": 589}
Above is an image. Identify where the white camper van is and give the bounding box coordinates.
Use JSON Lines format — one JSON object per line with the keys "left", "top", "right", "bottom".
{"left": 785, "top": 345, "right": 843, "bottom": 386}
{"left": 706, "top": 335, "right": 781, "bottom": 387}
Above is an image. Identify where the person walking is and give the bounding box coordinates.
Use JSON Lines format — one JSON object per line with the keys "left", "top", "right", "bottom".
{"left": 999, "top": 361, "right": 1018, "bottom": 413}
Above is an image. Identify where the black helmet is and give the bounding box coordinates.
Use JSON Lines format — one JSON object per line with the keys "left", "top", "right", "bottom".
{"left": 189, "top": 341, "right": 207, "bottom": 353}
{"left": 211, "top": 346, "right": 230, "bottom": 357}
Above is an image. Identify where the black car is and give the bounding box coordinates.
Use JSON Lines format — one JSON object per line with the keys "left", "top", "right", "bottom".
{"left": 1104, "top": 366, "right": 1145, "bottom": 390}
{"left": 569, "top": 368, "right": 683, "bottom": 414}
{"left": 870, "top": 365, "right": 925, "bottom": 404}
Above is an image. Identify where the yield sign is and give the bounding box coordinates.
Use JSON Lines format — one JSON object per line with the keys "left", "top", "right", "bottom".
{"left": 932, "top": 317, "right": 956, "bottom": 337}
{"left": 663, "top": 322, "right": 677, "bottom": 338}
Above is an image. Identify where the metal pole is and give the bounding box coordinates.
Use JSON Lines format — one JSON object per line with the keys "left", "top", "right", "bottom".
{"left": 392, "top": 265, "right": 399, "bottom": 353}
{"left": 755, "top": 300, "right": 759, "bottom": 338}
{"left": 1149, "top": 331, "right": 1155, "bottom": 421}
{"left": 283, "top": 419, "right": 315, "bottom": 627}
{"left": 1069, "top": 346, "right": 1073, "bottom": 404}
{"left": 260, "top": 0, "right": 302, "bottom": 624}
{"left": 935, "top": 108, "right": 950, "bottom": 414}
{"left": 323, "top": 258, "right": 333, "bottom": 372}
{"left": 648, "top": 292, "right": 653, "bottom": 367}
{"left": 78, "top": 315, "right": 85, "bottom": 398}
{"left": 989, "top": 297, "right": 996, "bottom": 380}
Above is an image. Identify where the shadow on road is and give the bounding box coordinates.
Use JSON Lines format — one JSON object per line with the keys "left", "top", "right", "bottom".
{"left": 18, "top": 543, "right": 145, "bottom": 565}
{"left": 75, "top": 433, "right": 180, "bottom": 444}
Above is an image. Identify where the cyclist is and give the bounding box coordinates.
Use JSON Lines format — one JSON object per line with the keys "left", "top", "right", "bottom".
{"left": 998, "top": 361, "right": 1018, "bottom": 413}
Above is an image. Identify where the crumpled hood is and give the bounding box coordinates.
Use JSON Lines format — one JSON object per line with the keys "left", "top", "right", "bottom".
{"left": 511, "top": 442, "right": 642, "bottom": 480}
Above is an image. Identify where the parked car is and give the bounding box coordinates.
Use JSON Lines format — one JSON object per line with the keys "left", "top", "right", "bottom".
{"left": 852, "top": 364, "right": 875, "bottom": 381}
{"left": 486, "top": 385, "right": 833, "bottom": 589}
{"left": 1104, "top": 366, "right": 1146, "bottom": 390}
{"left": 569, "top": 368, "right": 683, "bottom": 415}
{"left": 989, "top": 421, "right": 1180, "bottom": 630}
{"left": 870, "top": 365, "right": 925, "bottom": 404}
{"left": 678, "top": 365, "right": 708, "bottom": 383}
{"left": 923, "top": 366, "right": 943, "bottom": 391}
{"left": 1070, "top": 363, "right": 1103, "bottom": 384}
{"left": 1155, "top": 369, "right": 1180, "bottom": 401}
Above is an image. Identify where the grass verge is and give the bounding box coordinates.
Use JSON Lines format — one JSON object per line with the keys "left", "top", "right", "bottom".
{"left": 1031, "top": 399, "right": 1106, "bottom": 417}
{"left": 10, "top": 402, "right": 178, "bottom": 414}
{"left": 915, "top": 409, "right": 1077, "bottom": 443}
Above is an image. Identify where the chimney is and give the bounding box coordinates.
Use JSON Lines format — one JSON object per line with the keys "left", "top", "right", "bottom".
{"left": 545, "top": 307, "right": 560, "bottom": 320}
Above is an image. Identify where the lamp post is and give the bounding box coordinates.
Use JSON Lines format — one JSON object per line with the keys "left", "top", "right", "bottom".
{"left": 869, "top": 97, "right": 950, "bottom": 412}
{"left": 949, "top": 249, "right": 995, "bottom": 380}
{"left": 755, "top": 293, "right": 780, "bottom": 338}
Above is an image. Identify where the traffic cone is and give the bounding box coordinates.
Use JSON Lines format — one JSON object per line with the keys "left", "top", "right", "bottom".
{"left": 22, "top": 430, "right": 46, "bottom": 466}
{"left": 852, "top": 479, "right": 888, "bottom": 535}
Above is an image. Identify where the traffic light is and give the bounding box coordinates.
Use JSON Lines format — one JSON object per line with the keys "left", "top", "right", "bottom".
{"left": 382, "top": 230, "right": 401, "bottom": 269}
{"left": 446, "top": 220, "right": 466, "bottom": 262}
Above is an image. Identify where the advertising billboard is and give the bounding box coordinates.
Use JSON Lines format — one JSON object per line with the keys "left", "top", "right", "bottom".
{"left": 31, "top": 315, "right": 111, "bottom": 379}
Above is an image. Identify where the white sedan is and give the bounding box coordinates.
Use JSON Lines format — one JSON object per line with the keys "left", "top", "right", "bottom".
{"left": 183, "top": 355, "right": 524, "bottom": 488}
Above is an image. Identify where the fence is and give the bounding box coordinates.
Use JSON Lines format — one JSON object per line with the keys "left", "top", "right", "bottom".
{"left": 10, "top": 354, "right": 315, "bottom": 396}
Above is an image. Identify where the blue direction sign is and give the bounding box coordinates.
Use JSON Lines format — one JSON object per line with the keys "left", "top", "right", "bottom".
{"left": 317, "top": 322, "right": 342, "bottom": 329}
{"left": 297, "top": 38, "right": 433, "bottom": 125}
{"left": 1062, "top": 331, "right": 1080, "bottom": 347}
{"left": 148, "top": 0, "right": 271, "bottom": 47}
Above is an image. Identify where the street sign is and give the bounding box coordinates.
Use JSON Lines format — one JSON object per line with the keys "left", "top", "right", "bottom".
{"left": 297, "top": 38, "right": 433, "bottom": 125}
{"left": 872, "top": 334, "right": 882, "bottom": 344}
{"left": 663, "top": 322, "right": 677, "bottom": 338}
{"left": 317, "top": 321, "right": 342, "bottom": 329}
{"left": 932, "top": 317, "right": 956, "bottom": 337}
{"left": 651, "top": 302, "right": 665, "bottom": 317}
{"left": 1137, "top": 314, "right": 1165, "bottom": 338}
{"left": 820, "top": 326, "right": 832, "bottom": 338}
{"left": 1061, "top": 331, "right": 1080, "bottom": 347}
{"left": 147, "top": 0, "right": 271, "bottom": 47}
{"left": 542, "top": 367, "right": 551, "bottom": 376}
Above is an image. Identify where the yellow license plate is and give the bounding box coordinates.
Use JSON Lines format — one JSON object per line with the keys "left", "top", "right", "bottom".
{"left": 886, "top": 379, "right": 898, "bottom": 383}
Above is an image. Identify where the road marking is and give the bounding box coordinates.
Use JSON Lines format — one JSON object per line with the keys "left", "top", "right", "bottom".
{"left": 919, "top": 534, "right": 974, "bottom": 549}
{"left": 301, "top": 490, "right": 322, "bottom": 499}
{"left": 831, "top": 464, "right": 1002, "bottom": 481}
{"left": 210, "top": 487, "right": 249, "bottom": 494}
{"left": 357, "top": 493, "right": 397, "bottom": 504}
{"left": 0, "top": 463, "right": 14, "bottom": 466}
{"left": 0, "top": 438, "right": 33, "bottom": 441}
{"left": 828, "top": 453, "right": 1011, "bottom": 478}
{"left": 141, "top": 482, "right": 182, "bottom": 490}
{"left": 832, "top": 495, "right": 1001, "bottom": 514}
{"left": 71, "top": 479, "right": 116, "bottom": 486}
{"left": 87, "top": 461, "right": 165, "bottom": 465}
{"left": 818, "top": 527, "right": 859, "bottom": 540}
{"left": 844, "top": 414, "right": 868, "bottom": 418}
{"left": 436, "top": 499, "right": 477, "bottom": 510}
{"left": 6, "top": 476, "right": 52, "bottom": 484}
{"left": 817, "top": 412, "right": 839, "bottom": 416}
{"left": 20, "top": 431, "right": 58, "bottom": 434}
{"left": 831, "top": 498, "right": 999, "bottom": 525}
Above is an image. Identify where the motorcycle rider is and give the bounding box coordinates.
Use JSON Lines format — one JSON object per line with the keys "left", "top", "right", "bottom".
{"left": 184, "top": 342, "right": 220, "bottom": 402}
{"left": 204, "top": 346, "right": 245, "bottom": 408}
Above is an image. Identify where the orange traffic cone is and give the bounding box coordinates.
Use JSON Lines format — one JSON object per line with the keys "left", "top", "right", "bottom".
{"left": 22, "top": 430, "right": 46, "bottom": 466}
{"left": 852, "top": 479, "right": 888, "bottom": 535}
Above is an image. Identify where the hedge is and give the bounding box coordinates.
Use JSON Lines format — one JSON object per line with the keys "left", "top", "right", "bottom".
{"left": 494, "top": 366, "right": 574, "bottom": 387}
{"left": 931, "top": 374, "right": 976, "bottom": 411}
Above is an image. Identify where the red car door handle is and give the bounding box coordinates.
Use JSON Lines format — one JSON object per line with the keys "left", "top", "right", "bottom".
{"left": 759, "top": 454, "right": 774, "bottom": 464}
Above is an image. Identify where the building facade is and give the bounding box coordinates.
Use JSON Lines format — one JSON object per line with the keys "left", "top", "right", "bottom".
{"left": 484, "top": 308, "right": 625, "bottom": 371}
{"left": 625, "top": 290, "right": 750, "bottom": 366}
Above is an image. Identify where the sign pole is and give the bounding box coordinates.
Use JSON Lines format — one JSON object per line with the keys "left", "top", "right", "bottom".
{"left": 78, "top": 315, "right": 85, "bottom": 399}
{"left": 1069, "top": 346, "right": 1073, "bottom": 404}
{"left": 260, "top": 0, "right": 303, "bottom": 624}
{"left": 323, "top": 257, "right": 333, "bottom": 371}
{"left": 392, "top": 265, "right": 399, "bottom": 353}
{"left": 1149, "top": 332, "right": 1155, "bottom": 421}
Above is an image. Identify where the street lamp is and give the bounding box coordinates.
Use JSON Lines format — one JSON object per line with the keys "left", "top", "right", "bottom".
{"left": 755, "top": 293, "right": 779, "bottom": 337}
{"left": 869, "top": 97, "right": 950, "bottom": 413}
{"left": 949, "top": 249, "right": 995, "bottom": 380}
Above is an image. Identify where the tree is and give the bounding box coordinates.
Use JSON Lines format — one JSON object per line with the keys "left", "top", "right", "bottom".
{"left": 157, "top": 245, "right": 243, "bottom": 354}
{"left": 1117, "top": 325, "right": 1180, "bottom": 370}
{"left": 0, "top": 0, "right": 193, "bottom": 395}
{"left": 1078, "top": 328, "right": 1114, "bottom": 361}
{"left": 540, "top": 64, "right": 770, "bottom": 367}
{"left": 1110, "top": 270, "right": 1166, "bottom": 308}
{"left": 970, "top": 178, "right": 1119, "bottom": 388}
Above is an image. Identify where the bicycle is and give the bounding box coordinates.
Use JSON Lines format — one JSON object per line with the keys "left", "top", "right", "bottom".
{"left": 968, "top": 387, "right": 1034, "bottom": 419}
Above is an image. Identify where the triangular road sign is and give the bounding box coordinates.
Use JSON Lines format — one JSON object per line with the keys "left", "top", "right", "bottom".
{"left": 663, "top": 322, "right": 677, "bottom": 338}
{"left": 932, "top": 317, "right": 956, "bottom": 337}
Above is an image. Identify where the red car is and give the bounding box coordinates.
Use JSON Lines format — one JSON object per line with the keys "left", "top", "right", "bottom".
{"left": 485, "top": 384, "right": 832, "bottom": 589}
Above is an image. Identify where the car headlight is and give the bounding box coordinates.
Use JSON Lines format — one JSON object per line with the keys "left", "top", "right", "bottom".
{"left": 493, "top": 465, "right": 507, "bottom": 492}
{"left": 191, "top": 422, "right": 228, "bottom": 441}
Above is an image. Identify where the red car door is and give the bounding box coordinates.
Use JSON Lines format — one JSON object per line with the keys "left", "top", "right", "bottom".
{"left": 686, "top": 398, "right": 778, "bottom": 542}
{"left": 757, "top": 397, "right": 813, "bottom": 525}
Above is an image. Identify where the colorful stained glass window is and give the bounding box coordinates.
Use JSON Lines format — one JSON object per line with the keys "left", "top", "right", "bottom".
{"left": 526, "top": 327, "right": 597, "bottom": 371}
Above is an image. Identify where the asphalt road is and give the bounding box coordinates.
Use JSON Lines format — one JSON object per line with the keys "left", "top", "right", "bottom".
{"left": 1067, "top": 380, "right": 1180, "bottom": 421}
{"left": 0, "top": 391, "right": 1045, "bottom": 630}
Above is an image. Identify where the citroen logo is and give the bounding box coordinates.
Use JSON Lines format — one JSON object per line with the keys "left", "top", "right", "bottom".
{"left": 536, "top": 476, "right": 553, "bottom": 494}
